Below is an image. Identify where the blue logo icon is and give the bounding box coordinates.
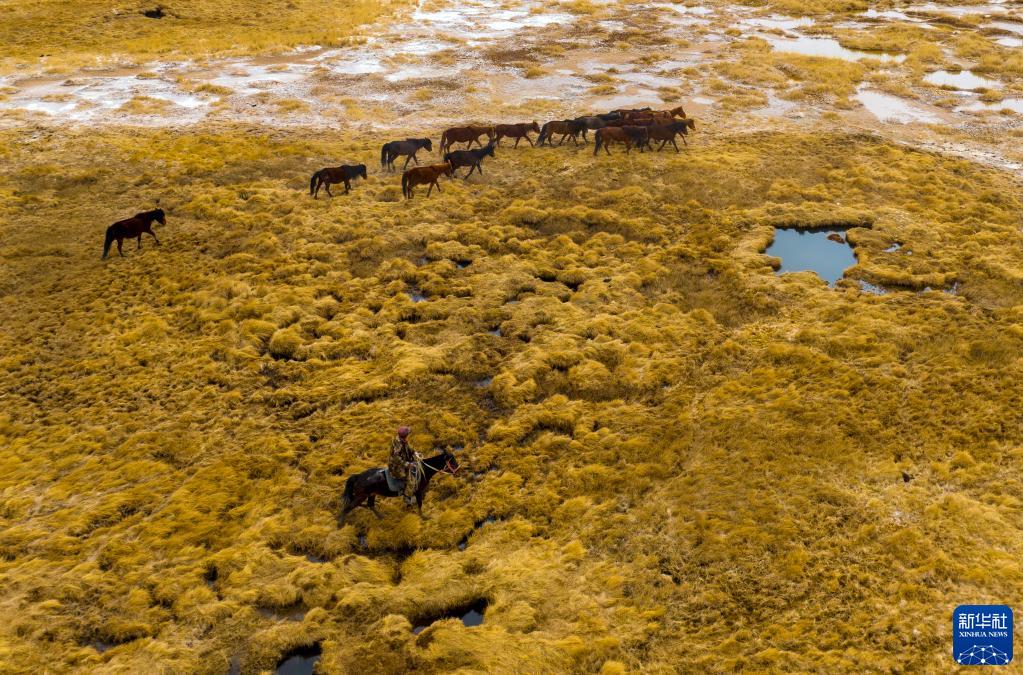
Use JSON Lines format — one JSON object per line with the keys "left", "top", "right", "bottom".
{"left": 954, "top": 605, "right": 1013, "bottom": 665}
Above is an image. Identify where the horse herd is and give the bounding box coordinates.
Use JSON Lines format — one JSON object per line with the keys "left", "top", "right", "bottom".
{"left": 310, "top": 105, "right": 696, "bottom": 201}
{"left": 101, "top": 106, "right": 695, "bottom": 256}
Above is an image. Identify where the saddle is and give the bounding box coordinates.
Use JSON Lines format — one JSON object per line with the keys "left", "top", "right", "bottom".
{"left": 382, "top": 460, "right": 423, "bottom": 493}
{"left": 382, "top": 468, "right": 404, "bottom": 492}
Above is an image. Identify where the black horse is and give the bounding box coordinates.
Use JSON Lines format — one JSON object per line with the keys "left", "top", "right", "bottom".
{"left": 102, "top": 208, "right": 165, "bottom": 259}
{"left": 443, "top": 141, "right": 496, "bottom": 178}
{"left": 381, "top": 138, "right": 433, "bottom": 172}
{"left": 338, "top": 448, "right": 460, "bottom": 526}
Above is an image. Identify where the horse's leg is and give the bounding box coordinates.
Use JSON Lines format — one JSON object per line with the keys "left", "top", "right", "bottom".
{"left": 117, "top": 238, "right": 124, "bottom": 257}
{"left": 513, "top": 136, "right": 520, "bottom": 148}
{"left": 326, "top": 183, "right": 333, "bottom": 198}
{"left": 148, "top": 227, "right": 160, "bottom": 245}
{"left": 604, "top": 141, "right": 611, "bottom": 156}
{"left": 526, "top": 134, "right": 534, "bottom": 147}
{"left": 344, "top": 178, "right": 351, "bottom": 194}
{"left": 403, "top": 154, "right": 412, "bottom": 170}
{"left": 672, "top": 138, "right": 680, "bottom": 153}
{"left": 137, "top": 234, "right": 143, "bottom": 250}
{"left": 426, "top": 181, "right": 434, "bottom": 197}
{"left": 367, "top": 494, "right": 383, "bottom": 519}
{"left": 680, "top": 134, "right": 688, "bottom": 147}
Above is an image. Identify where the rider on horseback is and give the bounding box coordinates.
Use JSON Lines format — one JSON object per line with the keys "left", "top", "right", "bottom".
{"left": 388, "top": 425, "right": 420, "bottom": 507}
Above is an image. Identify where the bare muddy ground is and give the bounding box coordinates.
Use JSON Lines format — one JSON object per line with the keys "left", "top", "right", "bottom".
{"left": 0, "top": 0, "right": 1021, "bottom": 173}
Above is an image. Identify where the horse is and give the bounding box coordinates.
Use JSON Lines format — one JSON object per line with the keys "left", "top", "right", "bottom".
{"left": 494, "top": 122, "right": 541, "bottom": 147}
{"left": 537, "top": 119, "right": 586, "bottom": 146}
{"left": 402, "top": 162, "right": 454, "bottom": 199}
{"left": 612, "top": 107, "right": 652, "bottom": 116}
{"left": 381, "top": 138, "right": 432, "bottom": 172}
{"left": 443, "top": 141, "right": 496, "bottom": 178}
{"left": 620, "top": 105, "right": 687, "bottom": 123}
{"left": 647, "top": 119, "right": 696, "bottom": 152}
{"left": 440, "top": 125, "right": 495, "bottom": 153}
{"left": 594, "top": 126, "right": 649, "bottom": 155}
{"left": 574, "top": 116, "right": 607, "bottom": 142}
{"left": 338, "top": 447, "right": 460, "bottom": 525}
{"left": 102, "top": 208, "right": 165, "bottom": 259}
{"left": 310, "top": 164, "right": 367, "bottom": 198}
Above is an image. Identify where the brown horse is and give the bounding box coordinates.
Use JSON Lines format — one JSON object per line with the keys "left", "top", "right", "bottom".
{"left": 338, "top": 448, "right": 460, "bottom": 525}
{"left": 647, "top": 119, "right": 696, "bottom": 152}
{"left": 440, "top": 125, "right": 495, "bottom": 153}
{"left": 617, "top": 105, "right": 687, "bottom": 120}
{"left": 402, "top": 162, "right": 454, "bottom": 199}
{"left": 537, "top": 119, "right": 586, "bottom": 146}
{"left": 310, "top": 164, "right": 367, "bottom": 197}
{"left": 102, "top": 208, "right": 165, "bottom": 259}
{"left": 593, "top": 126, "right": 649, "bottom": 155}
{"left": 495, "top": 122, "right": 541, "bottom": 147}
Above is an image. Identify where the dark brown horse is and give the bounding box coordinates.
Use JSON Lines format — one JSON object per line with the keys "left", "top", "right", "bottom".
{"left": 444, "top": 141, "right": 496, "bottom": 178}
{"left": 494, "top": 122, "right": 541, "bottom": 147}
{"left": 310, "top": 164, "right": 367, "bottom": 197}
{"left": 647, "top": 119, "right": 696, "bottom": 152}
{"left": 102, "top": 208, "right": 165, "bottom": 259}
{"left": 616, "top": 105, "right": 687, "bottom": 120}
{"left": 402, "top": 162, "right": 454, "bottom": 199}
{"left": 440, "top": 125, "right": 495, "bottom": 153}
{"left": 594, "top": 126, "right": 649, "bottom": 155}
{"left": 574, "top": 116, "right": 607, "bottom": 142}
{"left": 381, "top": 138, "right": 432, "bottom": 172}
{"left": 338, "top": 448, "right": 460, "bottom": 525}
{"left": 537, "top": 119, "right": 586, "bottom": 146}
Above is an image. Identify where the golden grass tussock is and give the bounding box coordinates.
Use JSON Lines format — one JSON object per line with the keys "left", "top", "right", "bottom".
{"left": 0, "top": 123, "right": 1022, "bottom": 673}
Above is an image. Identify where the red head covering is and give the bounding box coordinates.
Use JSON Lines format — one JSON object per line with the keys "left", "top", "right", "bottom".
{"left": 397, "top": 425, "right": 411, "bottom": 439}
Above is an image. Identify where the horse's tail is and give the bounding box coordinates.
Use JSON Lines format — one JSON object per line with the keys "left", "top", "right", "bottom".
{"left": 593, "top": 130, "right": 601, "bottom": 156}
{"left": 401, "top": 171, "right": 410, "bottom": 198}
{"left": 342, "top": 473, "right": 357, "bottom": 507}
{"left": 537, "top": 124, "right": 548, "bottom": 146}
{"left": 380, "top": 144, "right": 389, "bottom": 170}
{"left": 102, "top": 226, "right": 114, "bottom": 259}
{"left": 439, "top": 130, "right": 449, "bottom": 153}
{"left": 309, "top": 170, "right": 320, "bottom": 196}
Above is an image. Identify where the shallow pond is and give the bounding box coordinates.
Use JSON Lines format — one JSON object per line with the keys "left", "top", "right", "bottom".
{"left": 767, "top": 228, "right": 857, "bottom": 285}
{"left": 275, "top": 644, "right": 322, "bottom": 675}
{"left": 924, "top": 69, "right": 998, "bottom": 90}
{"left": 958, "top": 98, "right": 1023, "bottom": 114}
{"left": 854, "top": 88, "right": 941, "bottom": 124}
{"left": 766, "top": 37, "right": 905, "bottom": 62}
{"left": 987, "top": 20, "right": 1023, "bottom": 36}
{"left": 412, "top": 599, "right": 488, "bottom": 634}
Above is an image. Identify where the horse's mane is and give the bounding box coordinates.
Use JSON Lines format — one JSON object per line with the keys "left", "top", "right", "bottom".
{"left": 421, "top": 449, "right": 453, "bottom": 468}
{"left": 136, "top": 208, "right": 164, "bottom": 218}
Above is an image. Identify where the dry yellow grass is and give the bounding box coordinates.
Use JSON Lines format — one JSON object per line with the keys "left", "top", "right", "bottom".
{"left": 0, "top": 0, "right": 412, "bottom": 69}
{"left": 1, "top": 123, "right": 1021, "bottom": 672}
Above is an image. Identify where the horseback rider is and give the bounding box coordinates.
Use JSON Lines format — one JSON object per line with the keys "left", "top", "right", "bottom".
{"left": 388, "top": 425, "right": 421, "bottom": 507}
